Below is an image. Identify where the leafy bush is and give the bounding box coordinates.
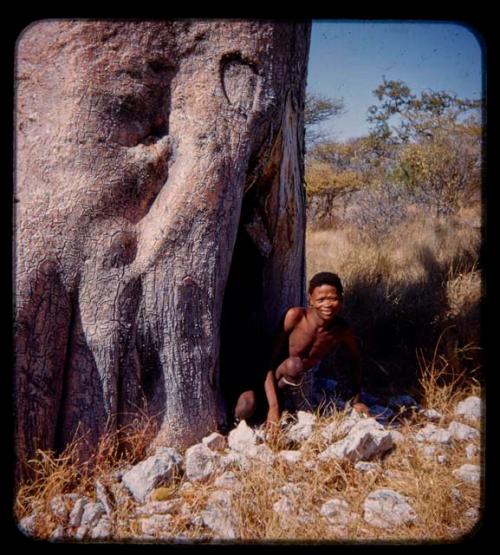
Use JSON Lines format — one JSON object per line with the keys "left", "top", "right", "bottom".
{"left": 392, "top": 125, "right": 482, "bottom": 216}
{"left": 305, "top": 78, "right": 482, "bottom": 224}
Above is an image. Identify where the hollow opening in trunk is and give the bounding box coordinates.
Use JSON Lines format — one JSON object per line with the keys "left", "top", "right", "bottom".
{"left": 219, "top": 187, "right": 268, "bottom": 425}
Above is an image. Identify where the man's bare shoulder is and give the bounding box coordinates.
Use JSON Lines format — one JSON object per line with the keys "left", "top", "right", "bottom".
{"left": 283, "top": 307, "right": 306, "bottom": 331}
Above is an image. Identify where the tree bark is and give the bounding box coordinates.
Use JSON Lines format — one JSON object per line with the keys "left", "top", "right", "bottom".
{"left": 14, "top": 20, "right": 310, "bottom": 476}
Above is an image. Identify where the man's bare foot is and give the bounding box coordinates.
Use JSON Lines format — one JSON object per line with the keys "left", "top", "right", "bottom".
{"left": 353, "top": 402, "right": 370, "bottom": 416}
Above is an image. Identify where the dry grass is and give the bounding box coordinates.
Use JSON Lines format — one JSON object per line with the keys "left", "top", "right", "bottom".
{"left": 306, "top": 205, "right": 481, "bottom": 393}
{"left": 14, "top": 203, "right": 483, "bottom": 544}
{"left": 180, "top": 390, "right": 481, "bottom": 543}
{"left": 14, "top": 409, "right": 160, "bottom": 540}
{"left": 14, "top": 378, "right": 483, "bottom": 544}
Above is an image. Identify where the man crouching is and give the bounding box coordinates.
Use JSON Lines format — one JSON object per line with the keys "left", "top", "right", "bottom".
{"left": 262, "top": 271, "right": 370, "bottom": 425}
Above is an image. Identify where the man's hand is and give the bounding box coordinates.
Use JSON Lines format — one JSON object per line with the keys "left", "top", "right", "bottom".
{"left": 266, "top": 405, "right": 280, "bottom": 426}
{"left": 353, "top": 402, "right": 370, "bottom": 416}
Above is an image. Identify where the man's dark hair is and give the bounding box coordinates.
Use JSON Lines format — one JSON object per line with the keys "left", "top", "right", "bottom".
{"left": 308, "top": 272, "right": 344, "bottom": 297}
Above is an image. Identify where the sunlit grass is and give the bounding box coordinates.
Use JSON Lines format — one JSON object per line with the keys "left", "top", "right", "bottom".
{"left": 15, "top": 206, "right": 482, "bottom": 543}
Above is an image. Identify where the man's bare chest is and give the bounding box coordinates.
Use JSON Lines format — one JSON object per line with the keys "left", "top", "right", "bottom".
{"left": 288, "top": 325, "right": 342, "bottom": 365}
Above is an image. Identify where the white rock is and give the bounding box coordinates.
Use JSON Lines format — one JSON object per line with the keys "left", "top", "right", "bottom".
{"left": 122, "top": 448, "right": 183, "bottom": 502}
{"left": 201, "top": 490, "right": 238, "bottom": 539}
{"left": 220, "top": 450, "right": 250, "bottom": 471}
{"left": 321, "top": 422, "right": 339, "bottom": 441}
{"left": 465, "top": 444, "right": 479, "bottom": 459}
{"left": 50, "top": 525, "right": 66, "bottom": 541}
{"left": 272, "top": 496, "right": 295, "bottom": 530}
{"left": 249, "top": 443, "right": 276, "bottom": 465}
{"left": 352, "top": 417, "right": 385, "bottom": 433}
{"left": 286, "top": 411, "right": 317, "bottom": 443}
{"left": 415, "top": 424, "right": 452, "bottom": 444}
{"left": 214, "top": 471, "right": 241, "bottom": 490}
{"left": 227, "top": 420, "right": 259, "bottom": 455}
{"left": 68, "top": 497, "right": 91, "bottom": 528}
{"left": 448, "top": 421, "right": 480, "bottom": 442}
{"left": 437, "top": 455, "right": 448, "bottom": 464}
{"left": 254, "top": 427, "right": 267, "bottom": 443}
{"left": 140, "top": 514, "right": 173, "bottom": 536}
{"left": 272, "top": 494, "right": 314, "bottom": 528}
{"left": 337, "top": 416, "right": 361, "bottom": 436}
{"left": 420, "top": 445, "right": 438, "bottom": 458}
{"left": 18, "top": 513, "right": 39, "bottom": 537}
{"left": 50, "top": 497, "right": 68, "bottom": 520}
{"left": 384, "top": 469, "right": 404, "bottom": 479}
{"left": 319, "top": 419, "right": 393, "bottom": 463}
{"left": 320, "top": 498, "right": 356, "bottom": 526}
{"left": 136, "top": 499, "right": 181, "bottom": 517}
{"left": 202, "top": 432, "right": 227, "bottom": 451}
{"left": 184, "top": 443, "right": 221, "bottom": 482}
{"left": 363, "top": 489, "right": 417, "bottom": 528}
{"left": 80, "top": 501, "right": 105, "bottom": 528}
{"left": 180, "top": 502, "right": 206, "bottom": 529}
{"left": 75, "top": 526, "right": 88, "bottom": 540}
{"left": 113, "top": 466, "right": 133, "bottom": 482}
{"left": 50, "top": 493, "right": 80, "bottom": 521}
{"left": 277, "top": 483, "right": 302, "bottom": 497}
{"left": 452, "top": 464, "right": 481, "bottom": 483}
{"left": 95, "top": 480, "right": 113, "bottom": 517}
{"left": 450, "top": 488, "right": 461, "bottom": 502}
{"left": 278, "top": 450, "right": 302, "bottom": 464}
{"left": 454, "top": 396, "right": 482, "bottom": 423}
{"left": 390, "top": 430, "right": 404, "bottom": 444}
{"left": 420, "top": 408, "right": 442, "bottom": 422}
{"left": 464, "top": 507, "right": 479, "bottom": 521}
{"left": 297, "top": 510, "right": 315, "bottom": 526}
{"left": 355, "top": 461, "right": 380, "bottom": 473}
{"left": 91, "top": 516, "right": 112, "bottom": 539}
{"left": 336, "top": 415, "right": 383, "bottom": 440}
{"left": 318, "top": 442, "right": 348, "bottom": 461}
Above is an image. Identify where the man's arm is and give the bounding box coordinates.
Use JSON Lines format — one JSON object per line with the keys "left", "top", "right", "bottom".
{"left": 264, "top": 307, "right": 304, "bottom": 425}
{"left": 264, "top": 369, "right": 280, "bottom": 424}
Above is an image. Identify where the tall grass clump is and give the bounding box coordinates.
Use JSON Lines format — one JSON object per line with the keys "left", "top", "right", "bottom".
{"left": 14, "top": 408, "right": 161, "bottom": 540}
{"left": 306, "top": 197, "right": 481, "bottom": 396}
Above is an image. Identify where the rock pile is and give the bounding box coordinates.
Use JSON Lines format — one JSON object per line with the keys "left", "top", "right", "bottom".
{"left": 17, "top": 395, "right": 483, "bottom": 541}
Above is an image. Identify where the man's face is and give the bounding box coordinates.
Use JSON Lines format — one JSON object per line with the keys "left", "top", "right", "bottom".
{"left": 309, "top": 284, "right": 342, "bottom": 322}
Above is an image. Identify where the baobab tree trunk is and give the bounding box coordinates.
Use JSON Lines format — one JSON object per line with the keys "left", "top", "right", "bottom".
{"left": 15, "top": 20, "right": 310, "bottom": 476}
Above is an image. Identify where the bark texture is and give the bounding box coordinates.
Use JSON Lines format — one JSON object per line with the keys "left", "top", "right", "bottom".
{"left": 15, "top": 20, "right": 310, "bottom": 474}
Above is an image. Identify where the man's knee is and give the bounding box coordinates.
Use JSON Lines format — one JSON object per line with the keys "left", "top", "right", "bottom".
{"left": 234, "top": 390, "right": 256, "bottom": 421}
{"left": 276, "top": 356, "right": 304, "bottom": 379}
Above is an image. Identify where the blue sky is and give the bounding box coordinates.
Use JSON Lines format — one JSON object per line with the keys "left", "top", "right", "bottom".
{"left": 306, "top": 20, "right": 485, "bottom": 141}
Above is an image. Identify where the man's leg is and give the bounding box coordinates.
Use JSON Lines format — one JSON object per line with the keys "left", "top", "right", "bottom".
{"left": 234, "top": 389, "right": 257, "bottom": 421}
{"left": 275, "top": 357, "right": 304, "bottom": 389}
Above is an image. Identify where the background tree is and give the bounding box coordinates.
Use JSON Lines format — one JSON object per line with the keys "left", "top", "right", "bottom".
{"left": 305, "top": 77, "right": 482, "bottom": 225}
{"left": 304, "top": 92, "right": 344, "bottom": 147}
{"left": 392, "top": 123, "right": 482, "bottom": 215}
{"left": 367, "top": 76, "right": 482, "bottom": 144}
{"left": 366, "top": 77, "right": 482, "bottom": 215}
